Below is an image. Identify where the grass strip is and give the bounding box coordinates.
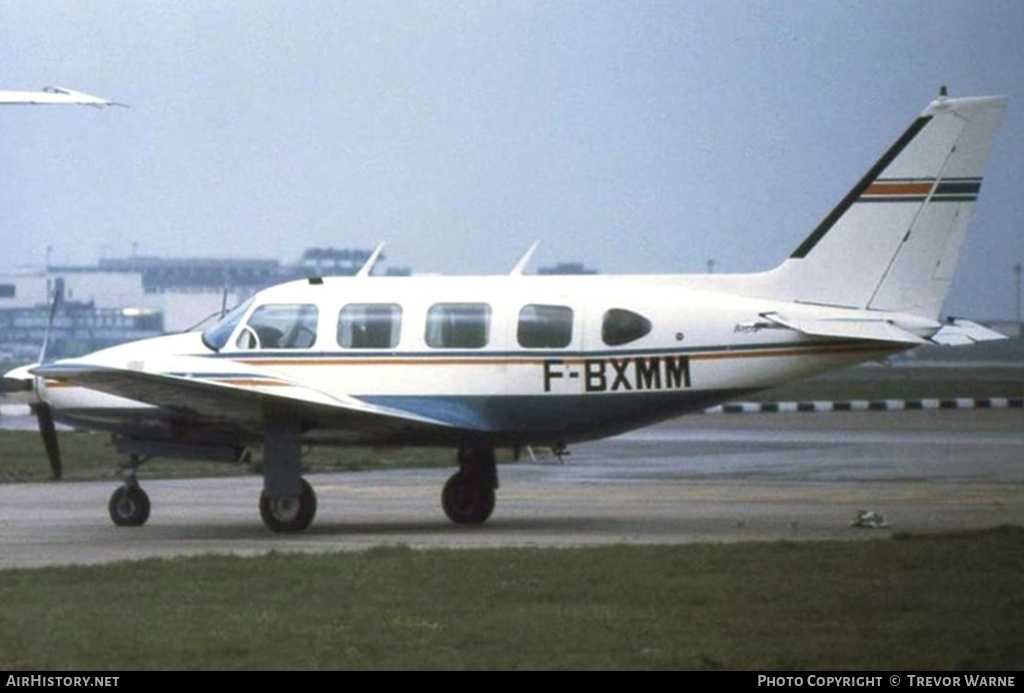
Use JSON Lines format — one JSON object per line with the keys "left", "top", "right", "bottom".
{"left": 0, "top": 527, "right": 1021, "bottom": 670}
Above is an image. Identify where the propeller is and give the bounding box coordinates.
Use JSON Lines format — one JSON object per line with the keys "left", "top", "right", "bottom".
{"left": 34, "top": 400, "right": 62, "bottom": 480}
{"left": 2, "top": 278, "right": 68, "bottom": 480}
{"left": 1, "top": 364, "right": 63, "bottom": 480}
{"left": 35, "top": 277, "right": 65, "bottom": 479}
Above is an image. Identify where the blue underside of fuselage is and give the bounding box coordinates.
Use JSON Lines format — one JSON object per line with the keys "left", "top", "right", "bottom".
{"left": 360, "top": 389, "right": 757, "bottom": 444}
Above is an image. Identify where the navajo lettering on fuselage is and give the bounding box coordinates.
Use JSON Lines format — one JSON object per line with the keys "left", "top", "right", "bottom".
{"left": 543, "top": 355, "right": 691, "bottom": 393}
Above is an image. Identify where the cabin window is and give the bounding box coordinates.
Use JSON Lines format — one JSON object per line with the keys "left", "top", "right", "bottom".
{"left": 425, "top": 303, "right": 491, "bottom": 349}
{"left": 517, "top": 304, "right": 573, "bottom": 348}
{"left": 338, "top": 303, "right": 402, "bottom": 348}
{"left": 602, "top": 308, "right": 652, "bottom": 346}
{"left": 236, "top": 303, "right": 319, "bottom": 350}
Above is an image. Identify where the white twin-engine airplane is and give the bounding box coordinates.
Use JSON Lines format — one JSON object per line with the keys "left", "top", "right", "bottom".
{"left": 6, "top": 93, "right": 1007, "bottom": 532}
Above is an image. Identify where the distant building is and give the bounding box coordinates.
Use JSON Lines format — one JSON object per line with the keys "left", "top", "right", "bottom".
{"left": 0, "top": 303, "right": 163, "bottom": 362}
{"left": 86, "top": 256, "right": 282, "bottom": 294}
{"left": 0, "top": 247, "right": 407, "bottom": 363}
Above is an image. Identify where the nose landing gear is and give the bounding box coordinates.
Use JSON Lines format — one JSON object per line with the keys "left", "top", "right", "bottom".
{"left": 108, "top": 456, "right": 150, "bottom": 527}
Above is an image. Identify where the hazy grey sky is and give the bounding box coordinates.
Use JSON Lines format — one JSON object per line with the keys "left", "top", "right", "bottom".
{"left": 2, "top": 1, "right": 1021, "bottom": 318}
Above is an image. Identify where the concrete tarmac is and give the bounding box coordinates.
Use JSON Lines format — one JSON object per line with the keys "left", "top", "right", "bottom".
{"left": 0, "top": 408, "right": 1021, "bottom": 569}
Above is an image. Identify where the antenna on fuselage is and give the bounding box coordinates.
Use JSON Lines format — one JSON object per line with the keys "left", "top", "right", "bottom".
{"left": 356, "top": 242, "right": 386, "bottom": 278}
{"left": 509, "top": 241, "right": 540, "bottom": 276}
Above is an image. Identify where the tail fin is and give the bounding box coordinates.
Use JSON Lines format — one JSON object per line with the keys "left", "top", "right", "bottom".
{"left": 759, "top": 95, "right": 1005, "bottom": 319}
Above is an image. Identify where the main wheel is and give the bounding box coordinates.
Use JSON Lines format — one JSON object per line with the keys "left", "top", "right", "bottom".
{"left": 108, "top": 485, "right": 151, "bottom": 527}
{"left": 259, "top": 478, "right": 317, "bottom": 532}
{"left": 442, "top": 471, "right": 495, "bottom": 525}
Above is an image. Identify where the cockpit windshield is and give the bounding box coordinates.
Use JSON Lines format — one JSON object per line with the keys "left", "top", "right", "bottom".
{"left": 235, "top": 304, "right": 319, "bottom": 350}
{"left": 201, "top": 297, "right": 254, "bottom": 351}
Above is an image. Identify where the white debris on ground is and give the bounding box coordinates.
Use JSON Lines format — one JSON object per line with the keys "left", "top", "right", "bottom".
{"left": 851, "top": 510, "right": 890, "bottom": 529}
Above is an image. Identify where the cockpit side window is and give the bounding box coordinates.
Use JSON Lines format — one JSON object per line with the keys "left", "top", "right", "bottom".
{"left": 601, "top": 308, "right": 652, "bottom": 346}
{"left": 425, "top": 303, "right": 491, "bottom": 349}
{"left": 201, "top": 297, "right": 254, "bottom": 351}
{"left": 236, "top": 304, "right": 319, "bottom": 350}
{"left": 338, "top": 303, "right": 402, "bottom": 348}
{"left": 517, "top": 304, "right": 573, "bottom": 348}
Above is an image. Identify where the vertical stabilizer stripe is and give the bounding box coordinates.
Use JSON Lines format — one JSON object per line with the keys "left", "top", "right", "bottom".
{"left": 790, "top": 115, "right": 932, "bottom": 259}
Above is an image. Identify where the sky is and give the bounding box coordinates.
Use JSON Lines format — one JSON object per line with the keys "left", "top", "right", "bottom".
{"left": 1, "top": 0, "right": 1022, "bottom": 318}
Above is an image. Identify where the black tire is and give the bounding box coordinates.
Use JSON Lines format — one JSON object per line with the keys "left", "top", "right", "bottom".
{"left": 108, "top": 485, "right": 151, "bottom": 527}
{"left": 259, "top": 478, "right": 317, "bottom": 532}
{"left": 441, "top": 471, "right": 495, "bottom": 525}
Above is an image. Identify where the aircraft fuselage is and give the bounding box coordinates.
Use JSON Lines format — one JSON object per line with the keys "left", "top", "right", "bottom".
{"left": 39, "top": 273, "right": 904, "bottom": 448}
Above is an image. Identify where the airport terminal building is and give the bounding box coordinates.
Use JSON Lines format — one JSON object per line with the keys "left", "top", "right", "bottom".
{"left": 0, "top": 248, "right": 410, "bottom": 363}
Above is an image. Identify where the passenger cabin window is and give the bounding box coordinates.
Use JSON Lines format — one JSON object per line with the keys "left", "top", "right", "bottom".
{"left": 517, "top": 304, "right": 573, "bottom": 348}
{"left": 602, "top": 308, "right": 652, "bottom": 346}
{"left": 236, "top": 304, "right": 319, "bottom": 350}
{"left": 425, "top": 303, "right": 491, "bottom": 349}
{"left": 338, "top": 303, "right": 401, "bottom": 348}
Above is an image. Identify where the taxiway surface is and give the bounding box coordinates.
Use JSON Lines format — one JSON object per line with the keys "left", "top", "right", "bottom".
{"left": 1, "top": 409, "right": 1021, "bottom": 569}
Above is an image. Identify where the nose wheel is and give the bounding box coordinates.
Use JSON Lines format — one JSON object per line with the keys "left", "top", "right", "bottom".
{"left": 108, "top": 455, "right": 150, "bottom": 527}
{"left": 109, "top": 483, "right": 151, "bottom": 527}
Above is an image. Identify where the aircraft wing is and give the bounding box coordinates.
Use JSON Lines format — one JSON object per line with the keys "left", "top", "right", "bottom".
{"left": 0, "top": 87, "right": 125, "bottom": 107}
{"left": 31, "top": 362, "right": 471, "bottom": 440}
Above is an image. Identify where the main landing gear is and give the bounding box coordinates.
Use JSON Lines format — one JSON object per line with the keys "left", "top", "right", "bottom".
{"left": 441, "top": 446, "right": 498, "bottom": 525}
{"left": 259, "top": 478, "right": 317, "bottom": 532}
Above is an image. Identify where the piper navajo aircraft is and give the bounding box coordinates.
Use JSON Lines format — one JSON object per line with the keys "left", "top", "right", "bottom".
{"left": 3, "top": 92, "right": 1007, "bottom": 532}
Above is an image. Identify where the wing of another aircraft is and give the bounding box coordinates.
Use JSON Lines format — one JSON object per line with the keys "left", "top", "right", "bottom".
{"left": 0, "top": 86, "right": 125, "bottom": 107}
{"left": 32, "top": 362, "right": 470, "bottom": 441}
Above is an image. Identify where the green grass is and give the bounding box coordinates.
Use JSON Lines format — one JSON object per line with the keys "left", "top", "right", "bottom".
{"left": 0, "top": 528, "right": 1021, "bottom": 670}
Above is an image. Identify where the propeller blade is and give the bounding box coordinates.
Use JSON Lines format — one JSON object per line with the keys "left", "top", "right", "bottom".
{"left": 39, "top": 277, "right": 64, "bottom": 364}
{"left": 33, "top": 402, "right": 63, "bottom": 480}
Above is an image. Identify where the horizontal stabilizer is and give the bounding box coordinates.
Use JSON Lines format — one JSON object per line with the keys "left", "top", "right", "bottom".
{"left": 761, "top": 312, "right": 1006, "bottom": 346}
{"left": 760, "top": 311, "right": 928, "bottom": 345}
{"left": 929, "top": 319, "right": 1007, "bottom": 346}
